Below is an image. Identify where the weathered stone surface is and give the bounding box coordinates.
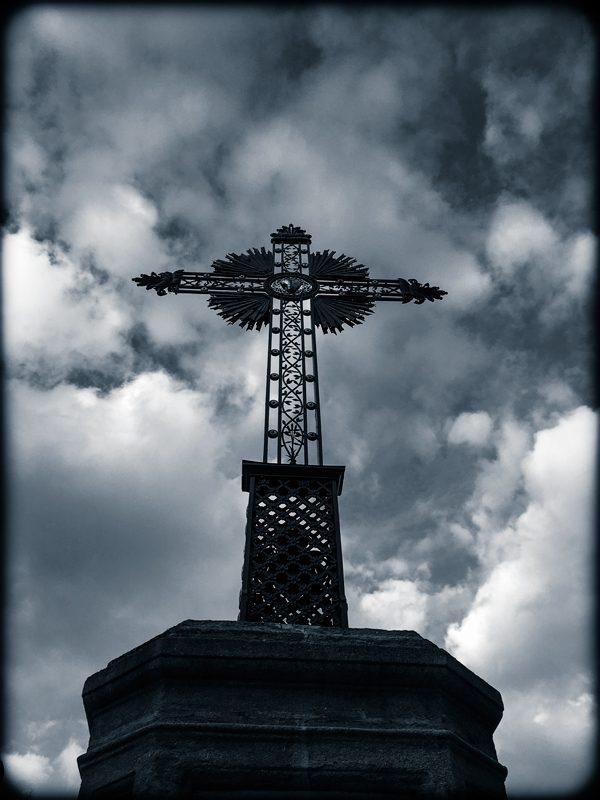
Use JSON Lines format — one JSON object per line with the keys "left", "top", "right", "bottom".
{"left": 77, "top": 620, "right": 507, "bottom": 799}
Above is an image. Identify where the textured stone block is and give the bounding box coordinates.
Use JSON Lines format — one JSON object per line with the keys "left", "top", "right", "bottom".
{"left": 77, "top": 620, "right": 507, "bottom": 799}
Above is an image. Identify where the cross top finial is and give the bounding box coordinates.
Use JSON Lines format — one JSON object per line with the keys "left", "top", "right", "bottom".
{"left": 270, "top": 224, "right": 312, "bottom": 244}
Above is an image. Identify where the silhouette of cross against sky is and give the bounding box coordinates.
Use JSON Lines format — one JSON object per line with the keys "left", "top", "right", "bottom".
{"left": 133, "top": 222, "right": 447, "bottom": 465}
{"left": 2, "top": 5, "right": 595, "bottom": 797}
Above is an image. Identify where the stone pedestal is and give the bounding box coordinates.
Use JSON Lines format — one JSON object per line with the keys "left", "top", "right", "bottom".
{"left": 77, "top": 620, "right": 507, "bottom": 799}
{"left": 240, "top": 461, "right": 348, "bottom": 626}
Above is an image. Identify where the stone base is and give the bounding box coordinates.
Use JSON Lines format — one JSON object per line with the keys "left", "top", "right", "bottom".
{"left": 77, "top": 621, "right": 507, "bottom": 799}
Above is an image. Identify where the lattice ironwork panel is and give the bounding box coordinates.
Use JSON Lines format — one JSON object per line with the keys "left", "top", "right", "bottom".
{"left": 243, "top": 475, "right": 345, "bottom": 626}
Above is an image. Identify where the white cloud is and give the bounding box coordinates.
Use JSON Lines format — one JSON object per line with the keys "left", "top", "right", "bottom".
{"left": 482, "top": 35, "right": 592, "bottom": 171}
{"left": 486, "top": 200, "right": 558, "bottom": 275}
{"left": 3, "top": 227, "right": 130, "bottom": 367}
{"left": 445, "top": 406, "right": 596, "bottom": 791}
{"left": 562, "top": 231, "right": 595, "bottom": 299}
{"left": 11, "top": 372, "right": 220, "bottom": 502}
{"left": 64, "top": 183, "right": 167, "bottom": 278}
{"left": 403, "top": 414, "right": 440, "bottom": 460}
{"left": 538, "top": 380, "right": 577, "bottom": 410}
{"left": 449, "top": 522, "right": 475, "bottom": 548}
{"left": 518, "top": 106, "right": 543, "bottom": 141}
{"left": 482, "top": 69, "right": 552, "bottom": 164}
{"left": 3, "top": 737, "right": 85, "bottom": 794}
{"left": 10, "top": 134, "right": 47, "bottom": 184}
{"left": 231, "top": 119, "right": 310, "bottom": 191}
{"left": 467, "top": 418, "right": 531, "bottom": 540}
{"left": 436, "top": 253, "right": 492, "bottom": 311}
{"left": 55, "top": 738, "right": 85, "bottom": 788}
{"left": 448, "top": 411, "right": 493, "bottom": 447}
{"left": 347, "top": 553, "right": 473, "bottom": 643}
{"left": 356, "top": 578, "right": 428, "bottom": 631}
{"left": 448, "top": 407, "right": 595, "bottom": 676}
{"left": 27, "top": 719, "right": 58, "bottom": 740}
{"left": 495, "top": 677, "right": 595, "bottom": 795}
{"left": 485, "top": 200, "right": 596, "bottom": 324}
{"left": 8, "top": 371, "right": 251, "bottom": 632}
{"left": 4, "top": 750, "right": 54, "bottom": 787}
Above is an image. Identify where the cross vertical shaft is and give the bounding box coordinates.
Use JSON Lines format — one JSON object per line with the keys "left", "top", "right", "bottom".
{"left": 264, "top": 226, "right": 323, "bottom": 465}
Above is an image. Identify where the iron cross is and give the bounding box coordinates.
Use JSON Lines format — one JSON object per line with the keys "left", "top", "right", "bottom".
{"left": 133, "top": 224, "right": 447, "bottom": 466}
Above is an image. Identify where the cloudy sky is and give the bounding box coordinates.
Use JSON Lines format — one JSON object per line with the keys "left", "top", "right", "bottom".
{"left": 2, "top": 4, "right": 596, "bottom": 797}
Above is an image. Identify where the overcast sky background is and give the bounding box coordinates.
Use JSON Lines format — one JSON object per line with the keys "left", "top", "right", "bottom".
{"left": 2, "top": 4, "right": 596, "bottom": 797}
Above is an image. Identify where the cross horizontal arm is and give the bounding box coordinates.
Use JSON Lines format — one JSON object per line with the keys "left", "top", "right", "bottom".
{"left": 316, "top": 277, "right": 447, "bottom": 304}
{"left": 132, "top": 270, "right": 264, "bottom": 296}
{"left": 132, "top": 270, "right": 447, "bottom": 304}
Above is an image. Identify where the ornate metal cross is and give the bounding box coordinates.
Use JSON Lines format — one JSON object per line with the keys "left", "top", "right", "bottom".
{"left": 134, "top": 224, "right": 446, "bottom": 627}
{"left": 133, "top": 223, "right": 446, "bottom": 466}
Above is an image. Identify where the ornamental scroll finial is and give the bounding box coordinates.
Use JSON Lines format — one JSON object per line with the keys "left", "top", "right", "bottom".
{"left": 132, "top": 270, "right": 184, "bottom": 296}
{"left": 396, "top": 278, "right": 447, "bottom": 304}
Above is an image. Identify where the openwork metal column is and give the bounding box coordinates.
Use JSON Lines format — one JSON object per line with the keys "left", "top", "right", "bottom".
{"left": 132, "top": 223, "right": 446, "bottom": 628}
{"left": 240, "top": 462, "right": 347, "bottom": 626}
{"left": 263, "top": 226, "right": 322, "bottom": 465}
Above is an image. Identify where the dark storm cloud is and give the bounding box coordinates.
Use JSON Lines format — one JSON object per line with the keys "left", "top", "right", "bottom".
{"left": 3, "top": 5, "right": 595, "bottom": 796}
{"left": 123, "top": 321, "right": 198, "bottom": 384}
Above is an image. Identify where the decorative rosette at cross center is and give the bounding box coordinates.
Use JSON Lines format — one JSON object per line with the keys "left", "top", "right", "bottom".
{"left": 264, "top": 274, "right": 319, "bottom": 300}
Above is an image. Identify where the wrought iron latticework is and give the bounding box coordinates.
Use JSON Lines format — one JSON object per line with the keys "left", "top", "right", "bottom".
{"left": 240, "top": 462, "right": 347, "bottom": 627}
{"left": 133, "top": 223, "right": 447, "bottom": 467}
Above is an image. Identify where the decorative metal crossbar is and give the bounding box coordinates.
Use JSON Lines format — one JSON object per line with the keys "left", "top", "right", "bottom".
{"left": 133, "top": 224, "right": 447, "bottom": 466}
